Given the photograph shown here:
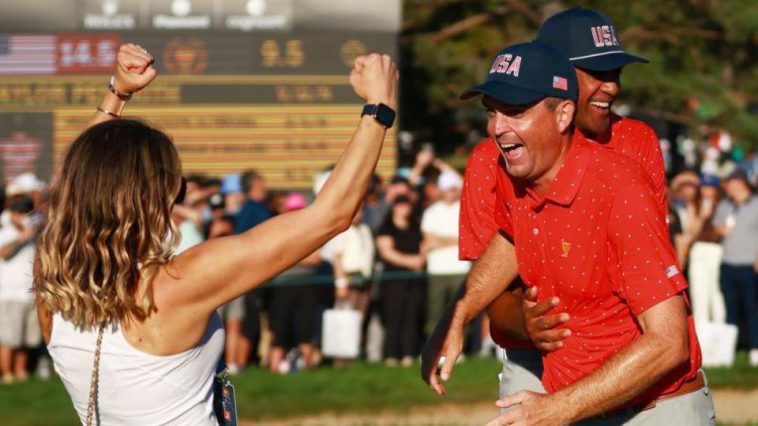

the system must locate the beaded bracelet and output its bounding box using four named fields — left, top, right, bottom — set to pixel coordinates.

left=108, top=76, right=133, bottom=101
